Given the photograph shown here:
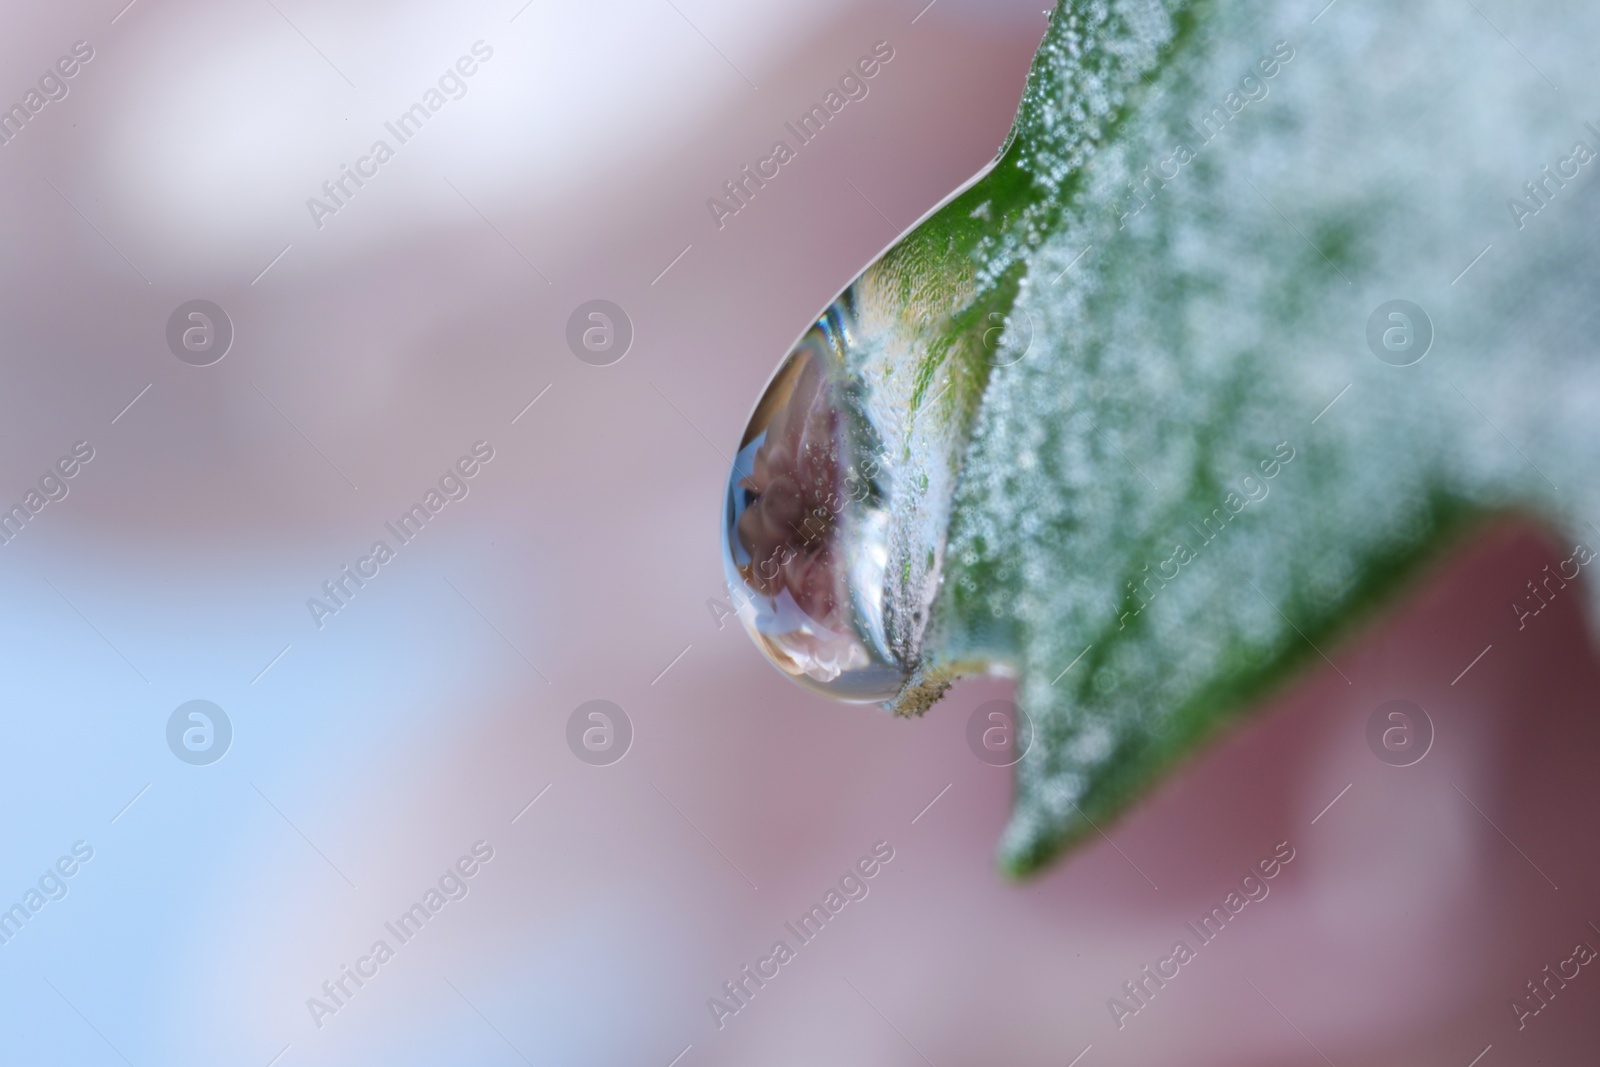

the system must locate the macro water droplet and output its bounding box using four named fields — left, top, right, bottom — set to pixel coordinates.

left=722, top=297, right=902, bottom=700
left=722, top=260, right=991, bottom=704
